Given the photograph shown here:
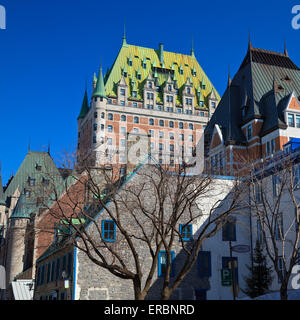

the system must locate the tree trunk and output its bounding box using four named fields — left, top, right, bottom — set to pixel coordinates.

left=280, top=284, right=288, bottom=300
left=133, top=276, right=146, bottom=300
left=161, top=287, right=171, bottom=300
